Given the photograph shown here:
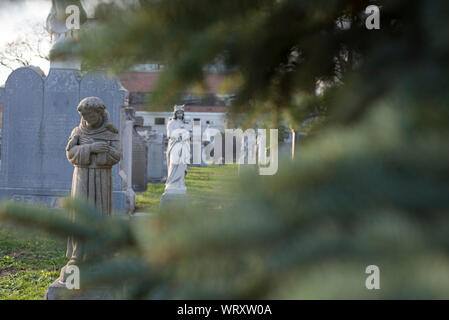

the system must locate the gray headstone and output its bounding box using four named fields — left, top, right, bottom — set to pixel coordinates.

left=0, top=129, right=2, bottom=164
left=122, top=109, right=148, bottom=192
left=42, top=69, right=80, bottom=190
left=0, top=87, right=3, bottom=163
left=120, top=119, right=136, bottom=212
left=146, top=131, right=165, bottom=182
left=0, top=86, right=5, bottom=104
left=0, top=67, right=134, bottom=213
left=132, top=130, right=148, bottom=192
